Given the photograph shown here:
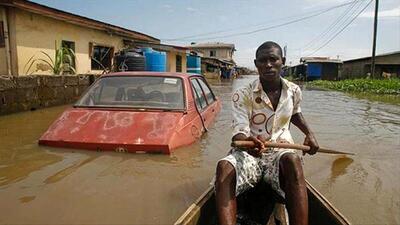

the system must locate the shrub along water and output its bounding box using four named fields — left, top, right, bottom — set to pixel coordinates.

left=308, top=79, right=400, bottom=95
